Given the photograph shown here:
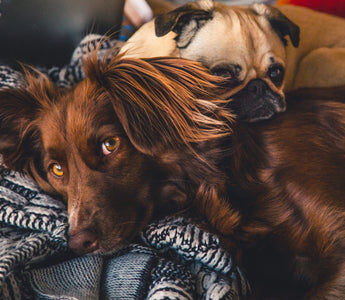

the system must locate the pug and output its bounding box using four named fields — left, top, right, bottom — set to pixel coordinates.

left=120, top=0, right=300, bottom=122
left=120, top=0, right=345, bottom=122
